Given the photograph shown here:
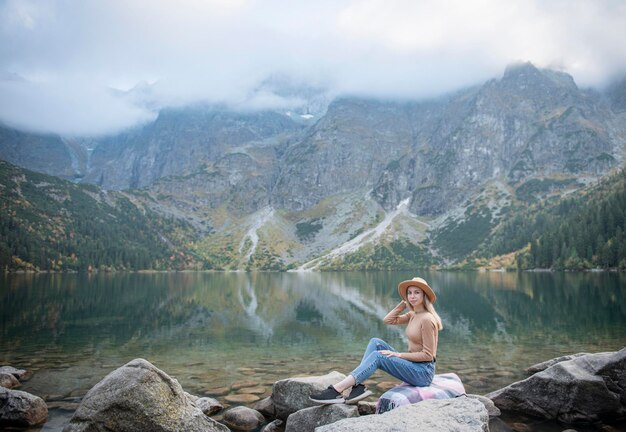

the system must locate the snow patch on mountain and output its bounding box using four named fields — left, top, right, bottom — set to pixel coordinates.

left=240, top=206, right=275, bottom=263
